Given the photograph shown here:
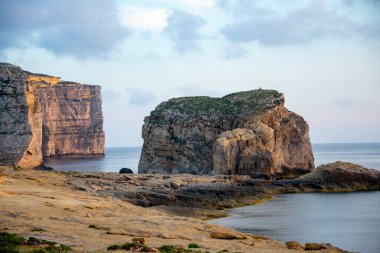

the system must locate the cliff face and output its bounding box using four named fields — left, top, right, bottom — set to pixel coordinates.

left=0, top=63, right=105, bottom=168
left=139, top=90, right=314, bottom=179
